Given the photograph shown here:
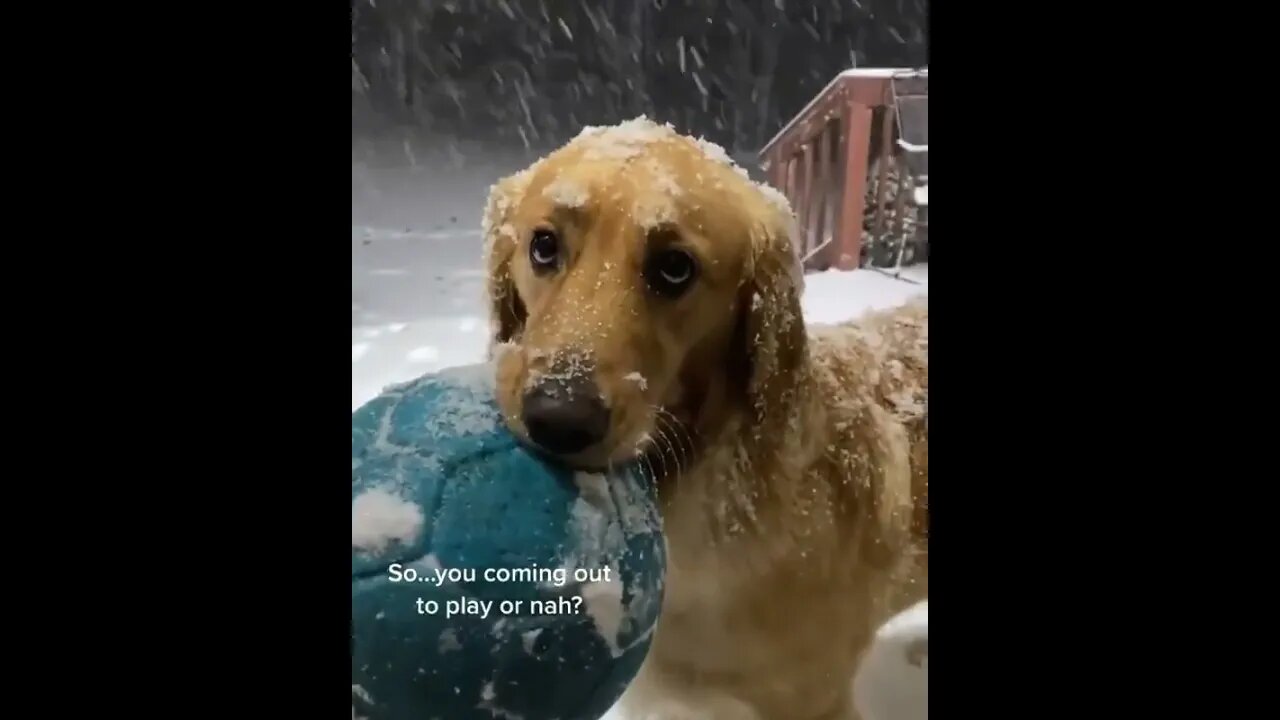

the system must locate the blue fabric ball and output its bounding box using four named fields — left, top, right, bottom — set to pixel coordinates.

left=352, top=363, right=666, bottom=720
